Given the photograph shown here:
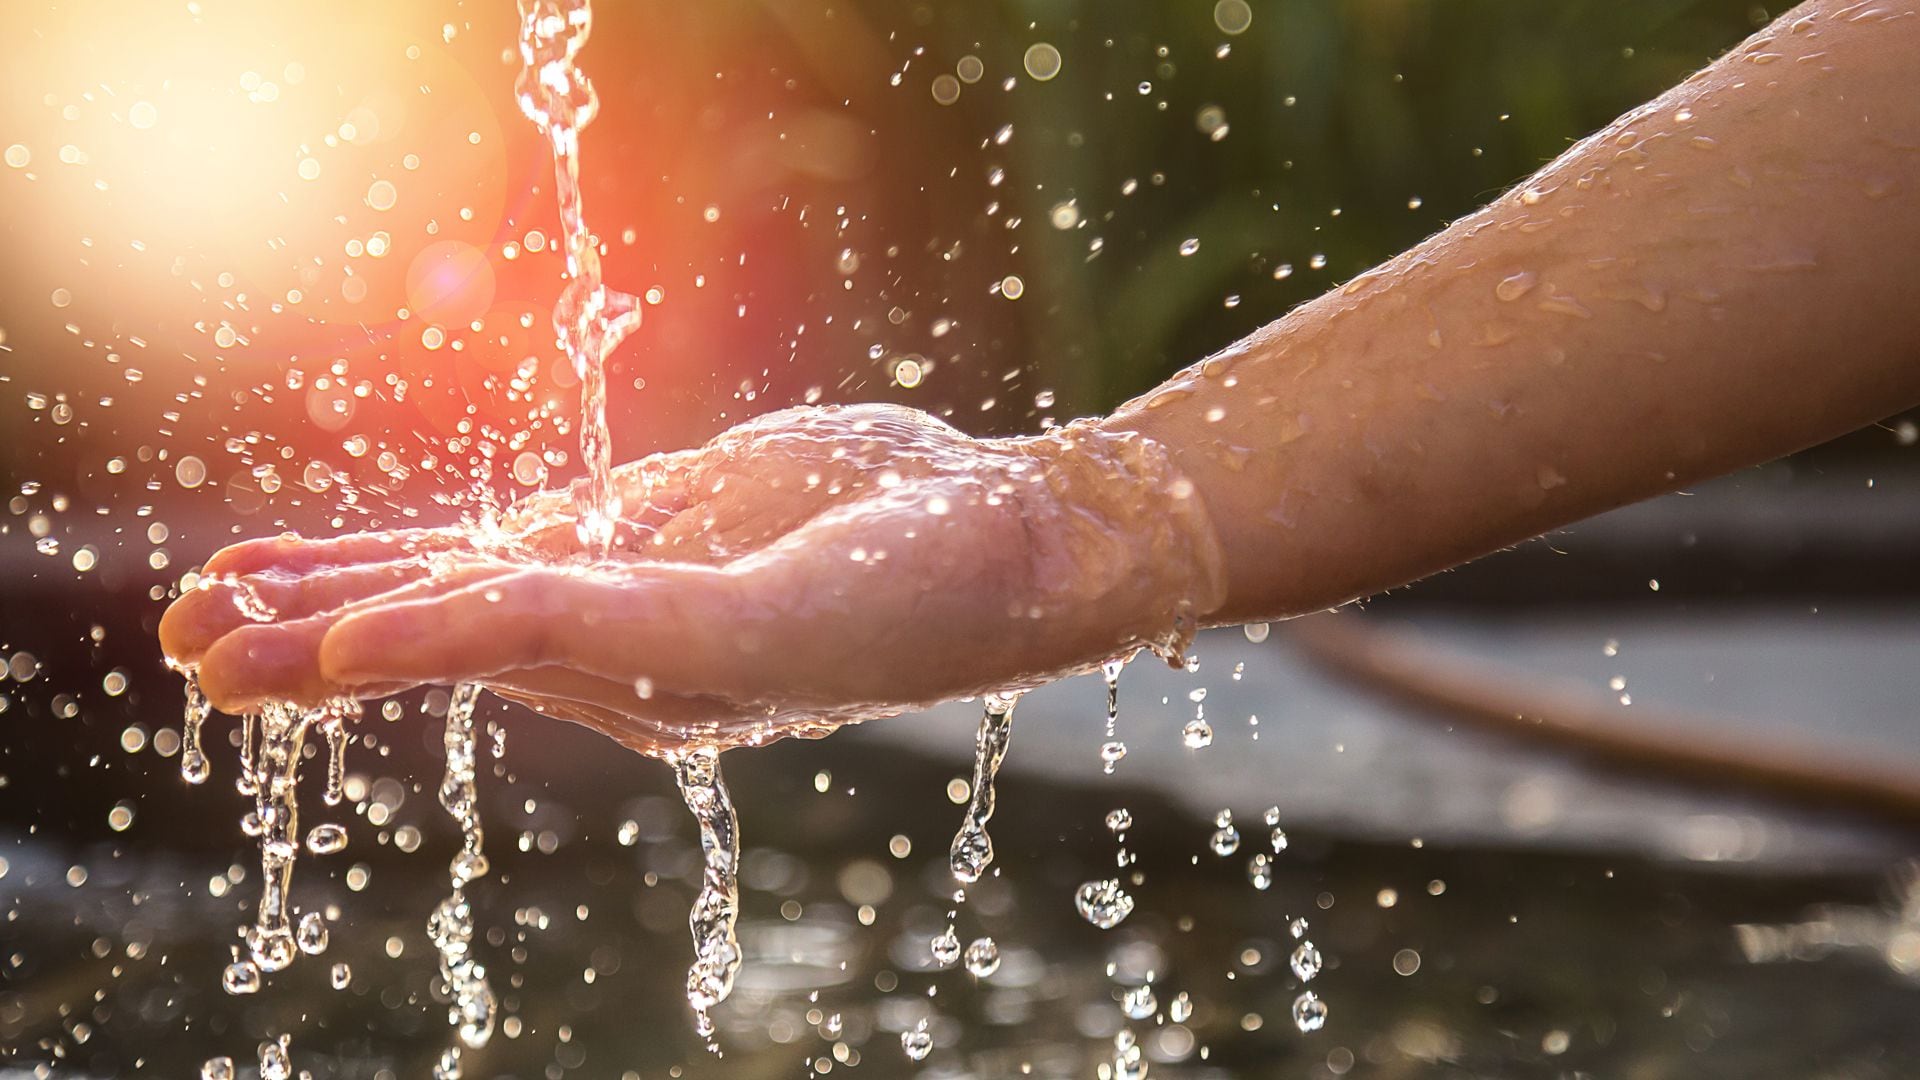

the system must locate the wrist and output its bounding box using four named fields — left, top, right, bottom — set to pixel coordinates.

left=1007, top=420, right=1228, bottom=664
